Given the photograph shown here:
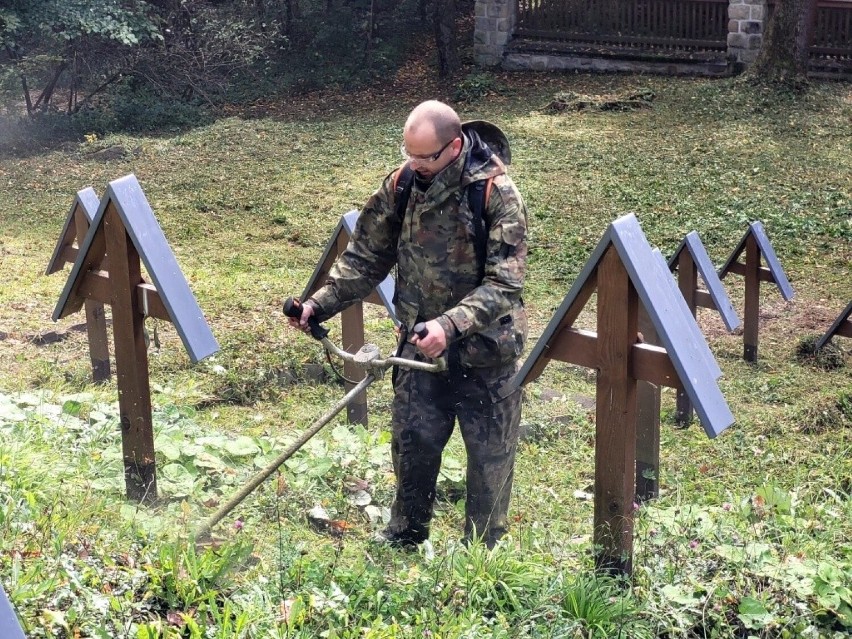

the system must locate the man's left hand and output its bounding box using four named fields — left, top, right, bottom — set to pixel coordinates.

left=410, top=319, right=447, bottom=359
